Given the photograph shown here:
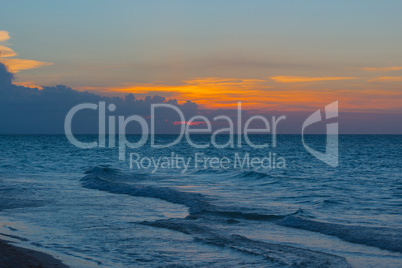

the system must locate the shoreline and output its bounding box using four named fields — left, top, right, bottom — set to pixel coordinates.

left=0, top=239, right=68, bottom=268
